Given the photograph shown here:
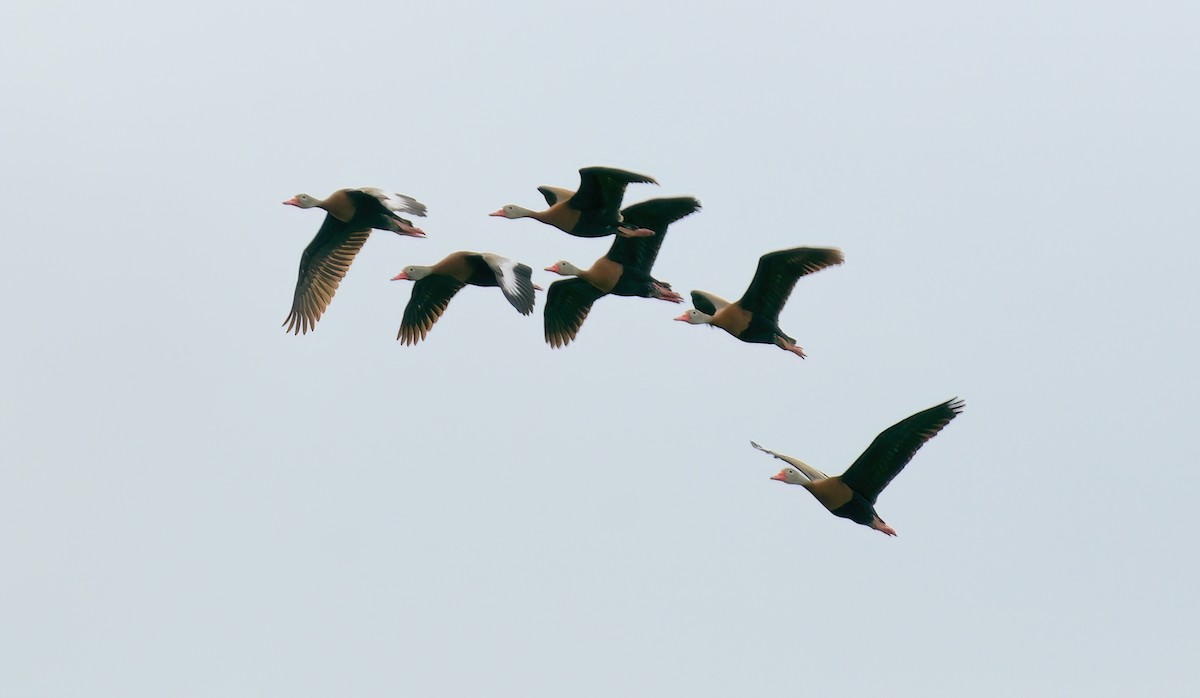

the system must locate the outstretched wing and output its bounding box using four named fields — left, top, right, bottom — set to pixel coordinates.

left=283, top=216, right=371, bottom=335
left=689, top=290, right=731, bottom=316
left=750, top=441, right=831, bottom=481
left=567, top=166, right=658, bottom=218
left=537, top=186, right=576, bottom=207
left=736, top=247, right=843, bottom=320
left=480, top=253, right=537, bottom=315
left=397, top=274, right=467, bottom=345
left=606, top=197, right=701, bottom=272
left=543, top=278, right=608, bottom=348
left=840, top=398, right=965, bottom=503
